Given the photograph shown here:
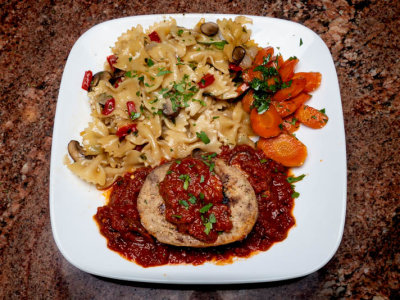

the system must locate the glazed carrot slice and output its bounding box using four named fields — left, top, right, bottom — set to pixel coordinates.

left=242, top=67, right=263, bottom=83
left=254, top=47, right=274, bottom=66
left=257, top=134, right=308, bottom=167
left=282, top=116, right=300, bottom=133
left=292, top=72, right=322, bottom=92
left=273, top=93, right=312, bottom=118
left=272, top=78, right=306, bottom=102
left=268, top=54, right=284, bottom=69
left=250, top=106, right=282, bottom=138
left=236, top=82, right=250, bottom=96
left=294, top=105, right=328, bottom=129
left=242, top=90, right=254, bottom=113
left=279, top=58, right=299, bottom=82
